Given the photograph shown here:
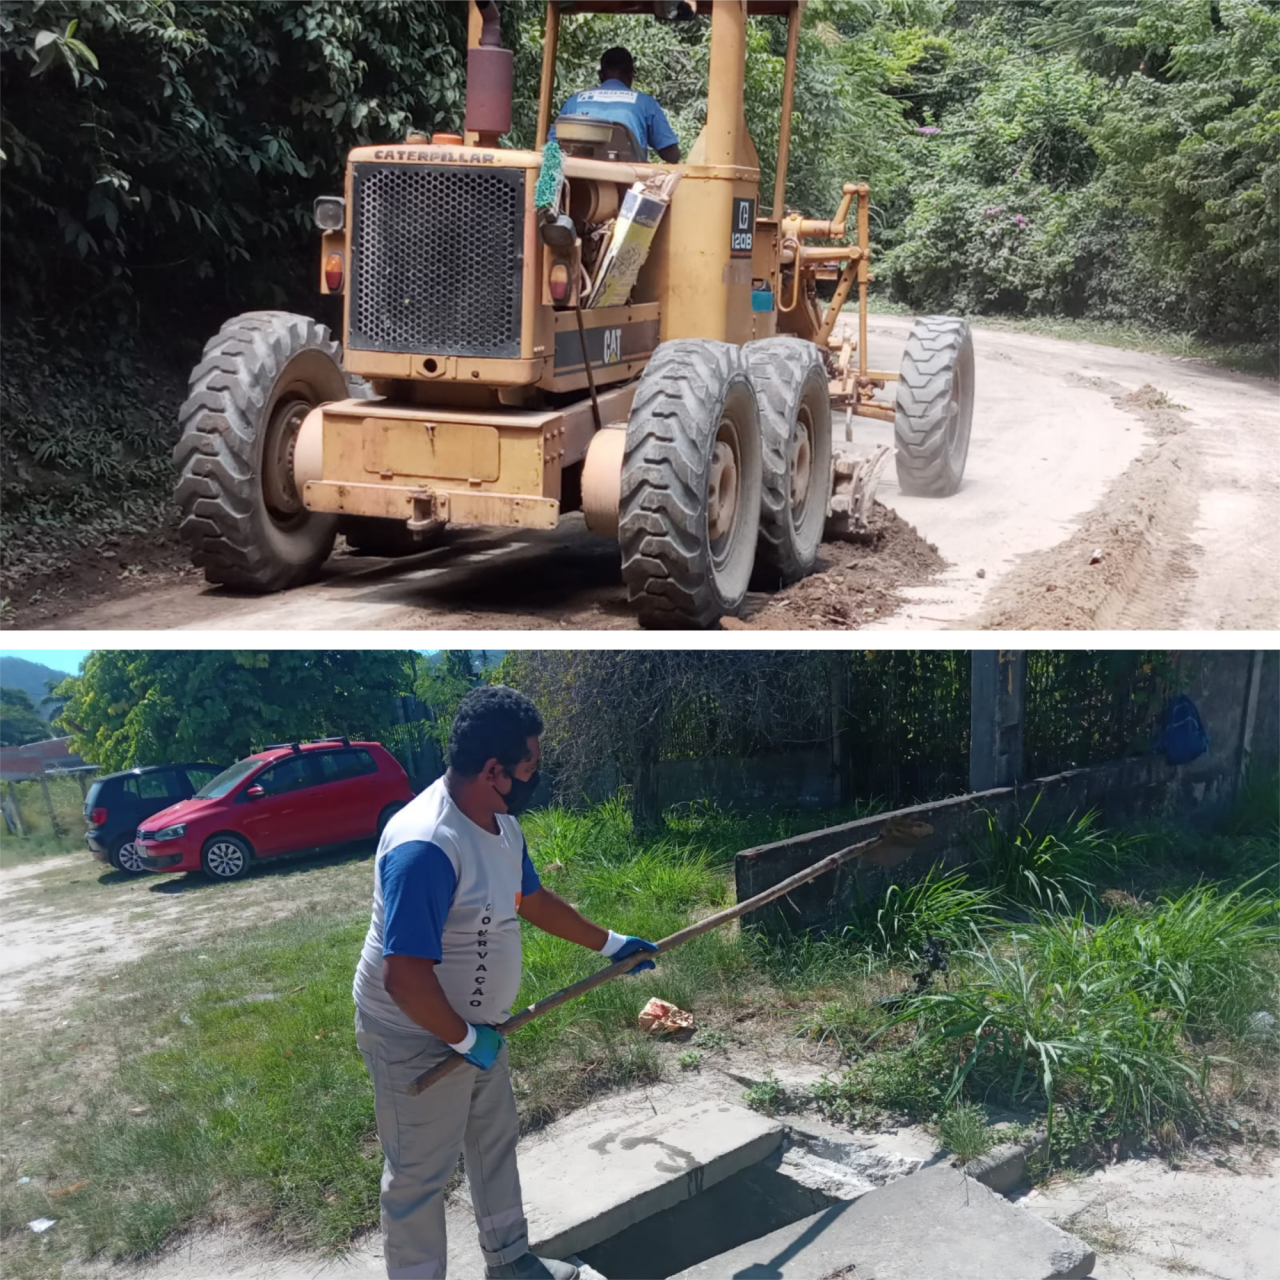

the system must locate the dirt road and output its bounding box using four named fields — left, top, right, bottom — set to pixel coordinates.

left=21, top=316, right=1279, bottom=631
